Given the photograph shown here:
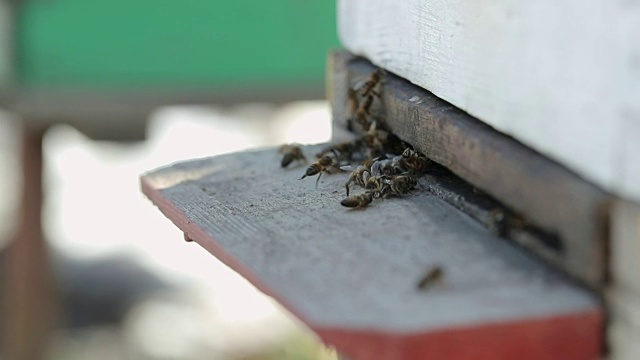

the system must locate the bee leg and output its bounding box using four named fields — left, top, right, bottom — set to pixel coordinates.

left=345, top=183, right=350, bottom=197
left=315, top=171, right=323, bottom=187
